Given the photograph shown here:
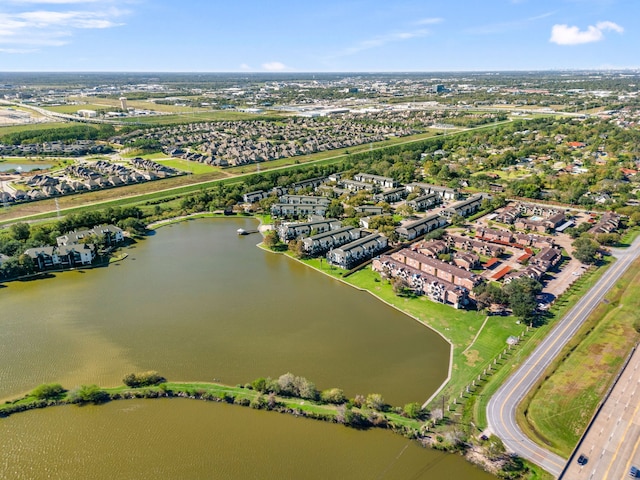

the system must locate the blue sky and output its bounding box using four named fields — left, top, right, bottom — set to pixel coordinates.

left=0, top=0, right=636, bottom=72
